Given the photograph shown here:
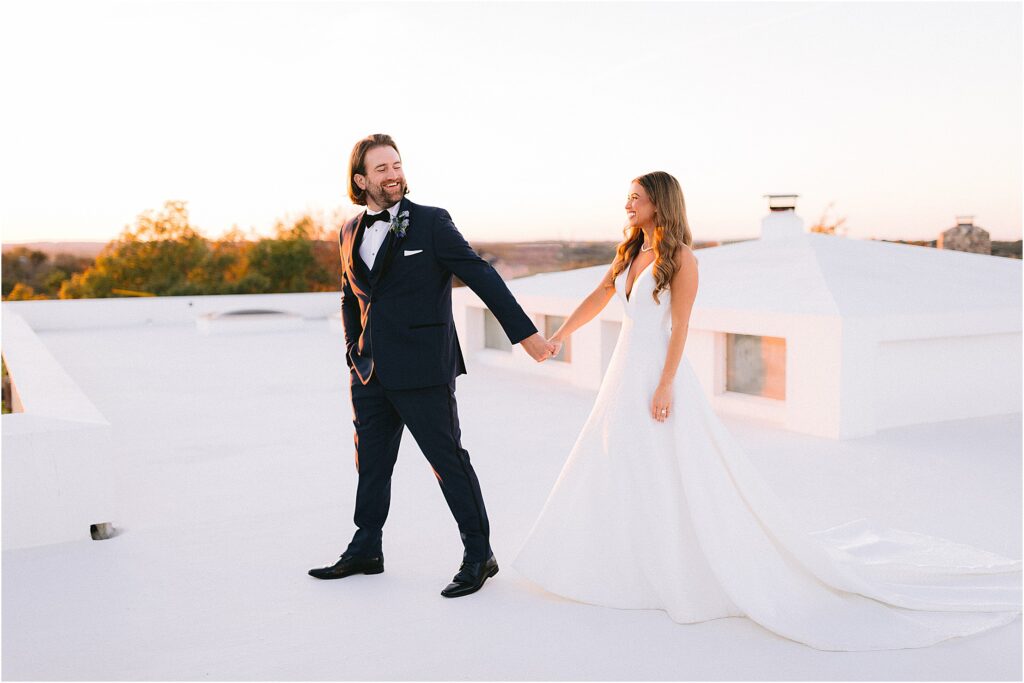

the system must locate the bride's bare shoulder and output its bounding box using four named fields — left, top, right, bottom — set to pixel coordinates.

left=674, top=243, right=698, bottom=268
